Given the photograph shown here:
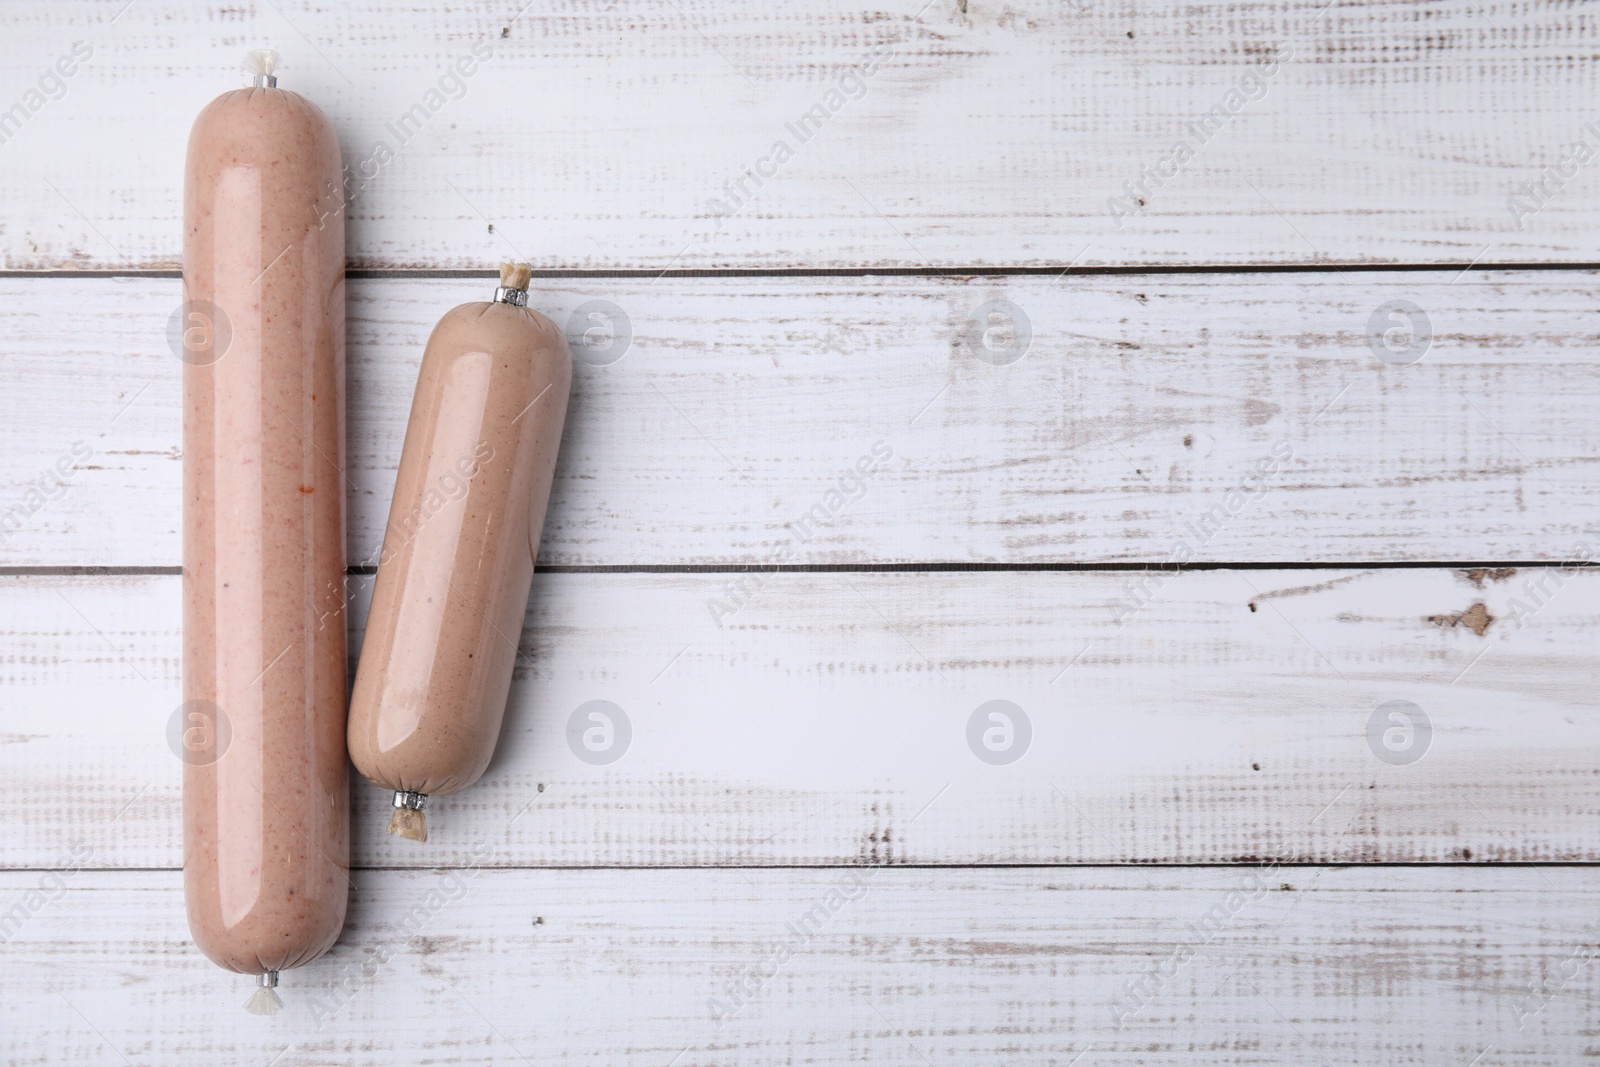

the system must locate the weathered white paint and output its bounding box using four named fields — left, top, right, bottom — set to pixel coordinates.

left=4, top=271, right=1599, bottom=567
left=5, top=2, right=1596, bottom=1058
left=3, top=568, right=1594, bottom=869
left=2, top=867, right=1594, bottom=1065
left=1, top=1, right=1596, bottom=269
